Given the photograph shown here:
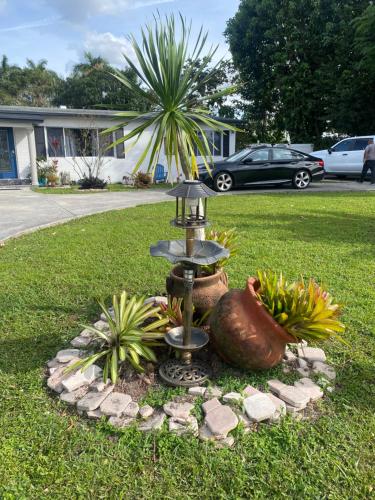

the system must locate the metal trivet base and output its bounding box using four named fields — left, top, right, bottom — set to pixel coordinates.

left=159, top=359, right=211, bottom=387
